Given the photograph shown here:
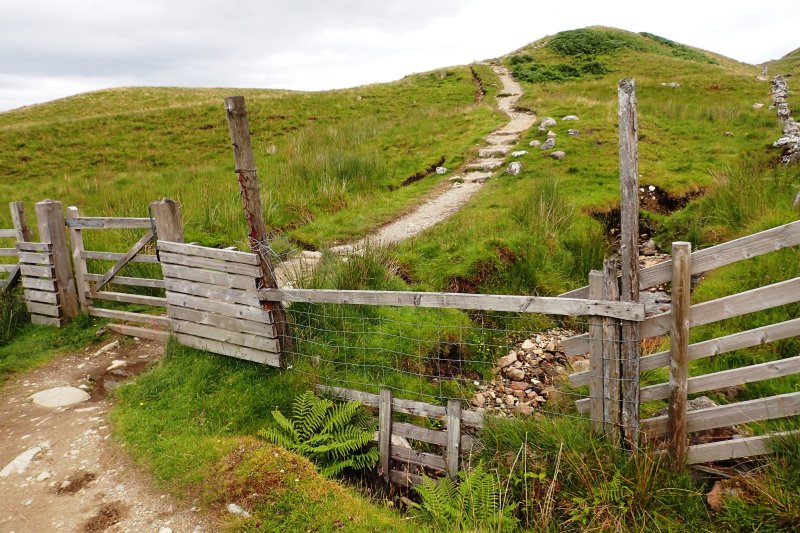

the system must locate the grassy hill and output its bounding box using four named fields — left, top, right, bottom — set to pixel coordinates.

left=768, top=46, right=800, bottom=77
